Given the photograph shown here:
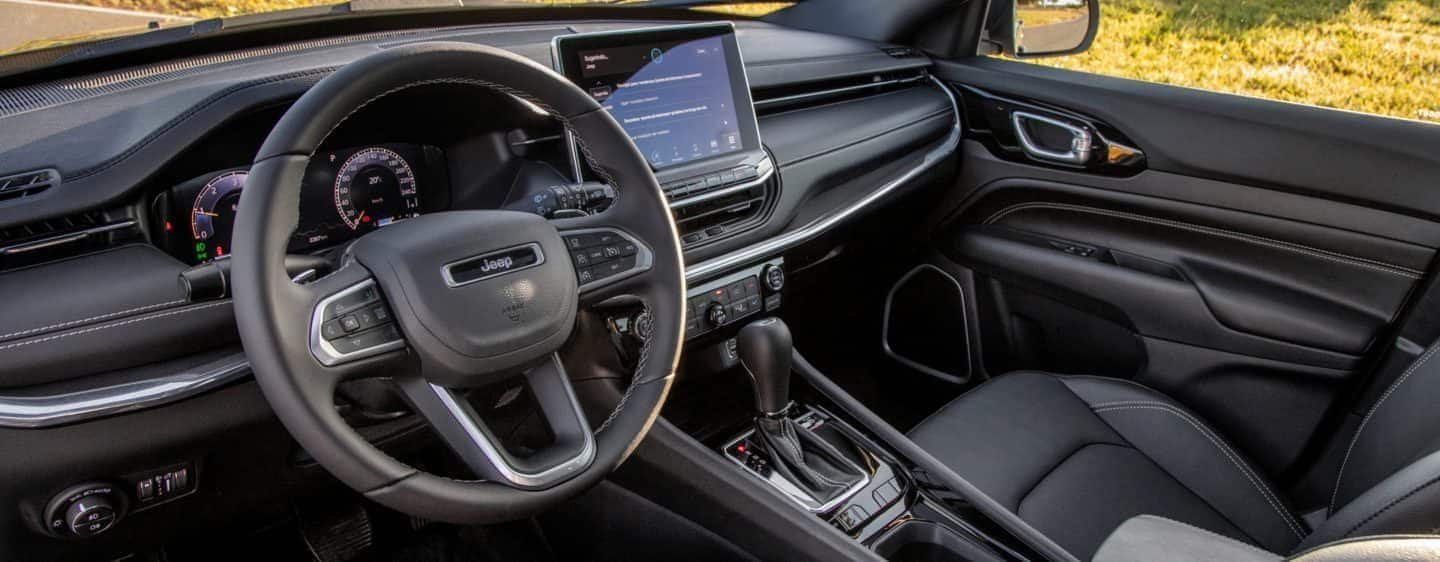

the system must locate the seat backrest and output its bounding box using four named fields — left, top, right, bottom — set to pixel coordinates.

left=1299, top=345, right=1440, bottom=550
